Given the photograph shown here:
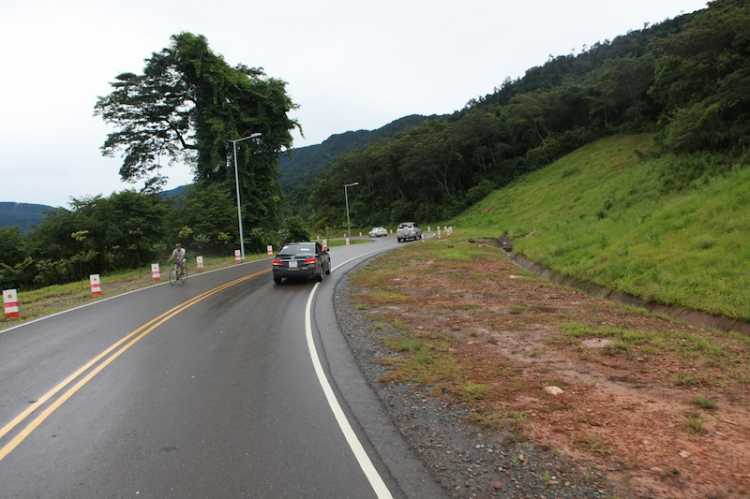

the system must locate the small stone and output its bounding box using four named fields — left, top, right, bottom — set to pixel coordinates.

left=493, top=482, right=502, bottom=490
left=544, top=386, right=564, bottom=395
